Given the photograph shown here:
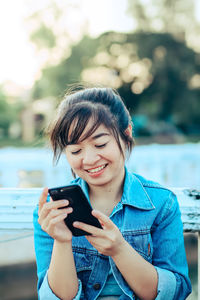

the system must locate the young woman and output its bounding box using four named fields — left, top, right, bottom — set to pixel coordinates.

left=33, top=86, right=191, bottom=300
